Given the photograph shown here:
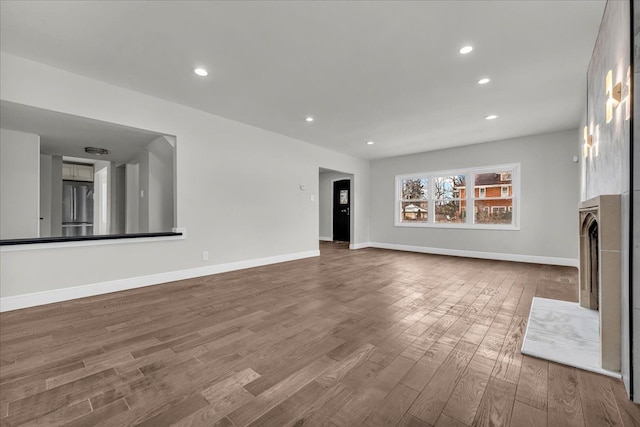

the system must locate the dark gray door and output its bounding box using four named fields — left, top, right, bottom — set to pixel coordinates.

left=333, top=180, right=350, bottom=242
